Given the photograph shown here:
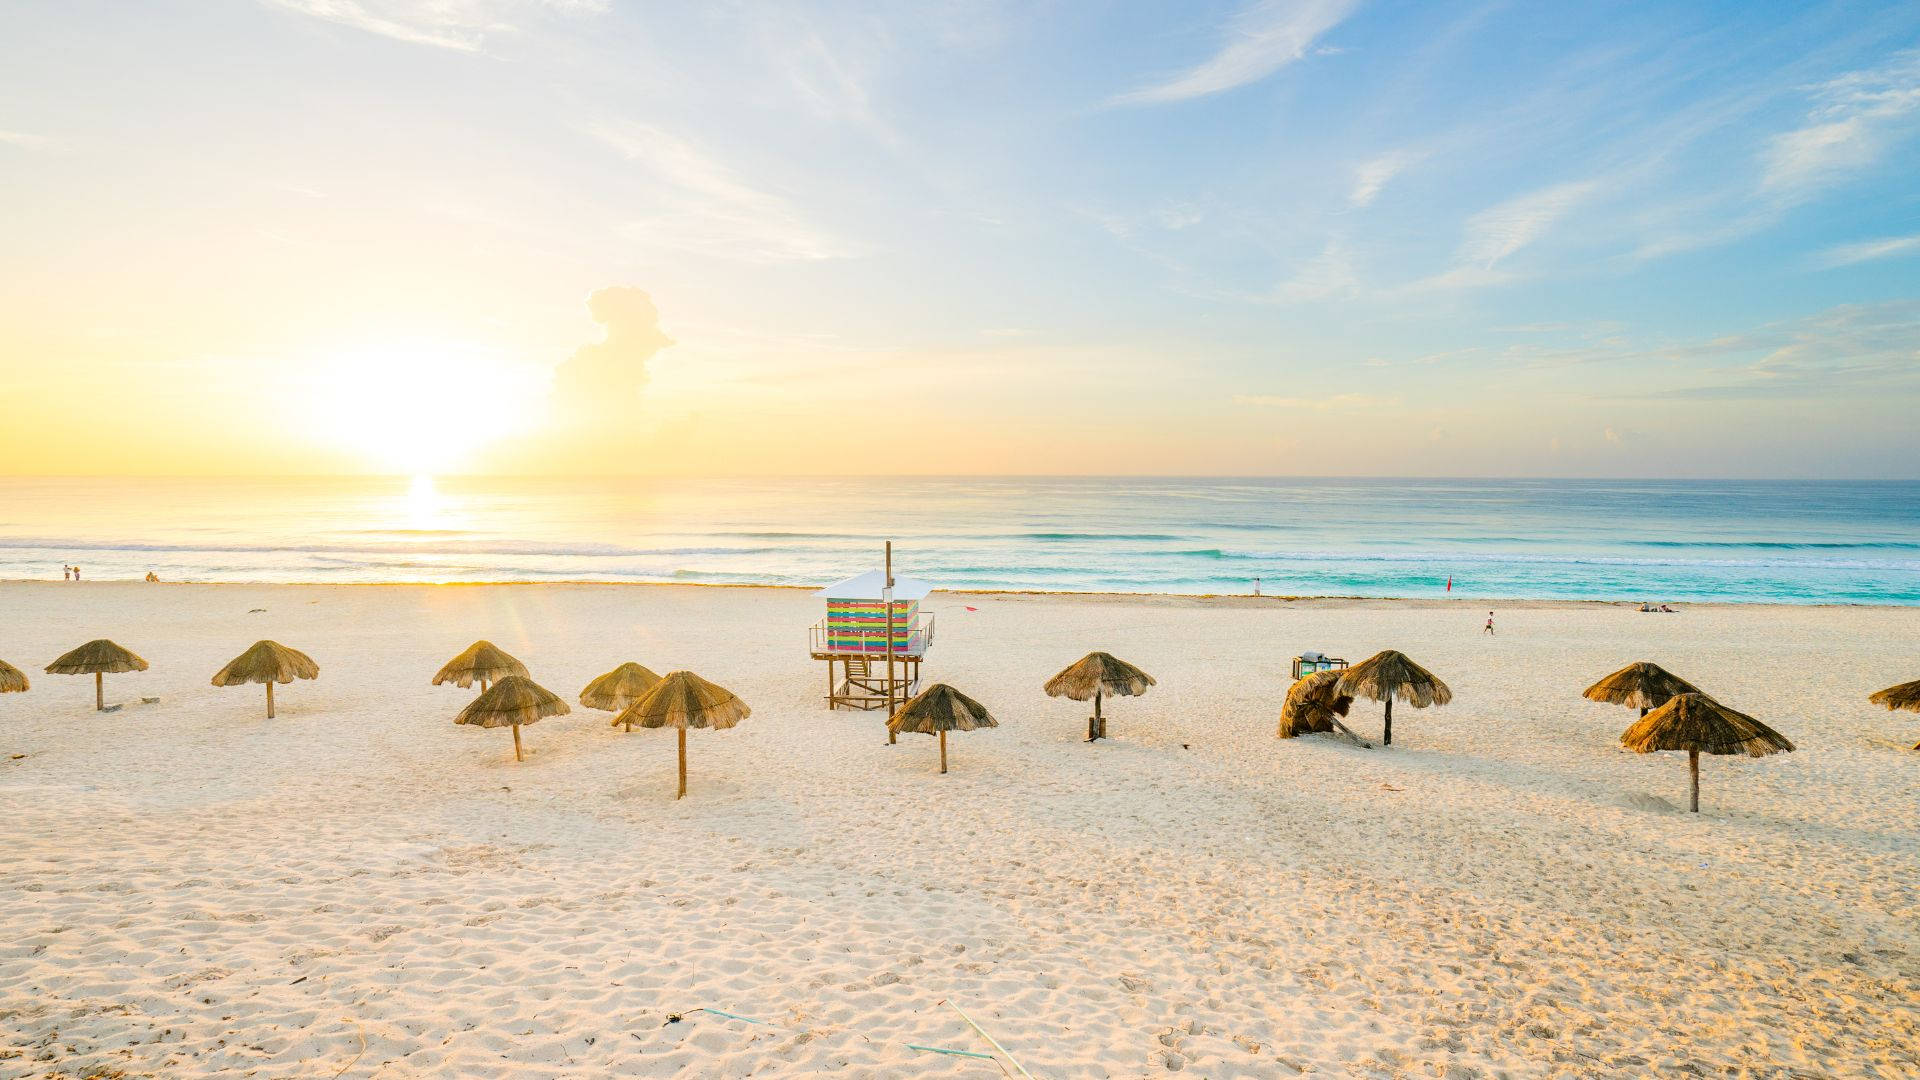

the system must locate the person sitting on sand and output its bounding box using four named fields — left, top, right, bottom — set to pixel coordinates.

left=145, top=571, right=159, bottom=583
